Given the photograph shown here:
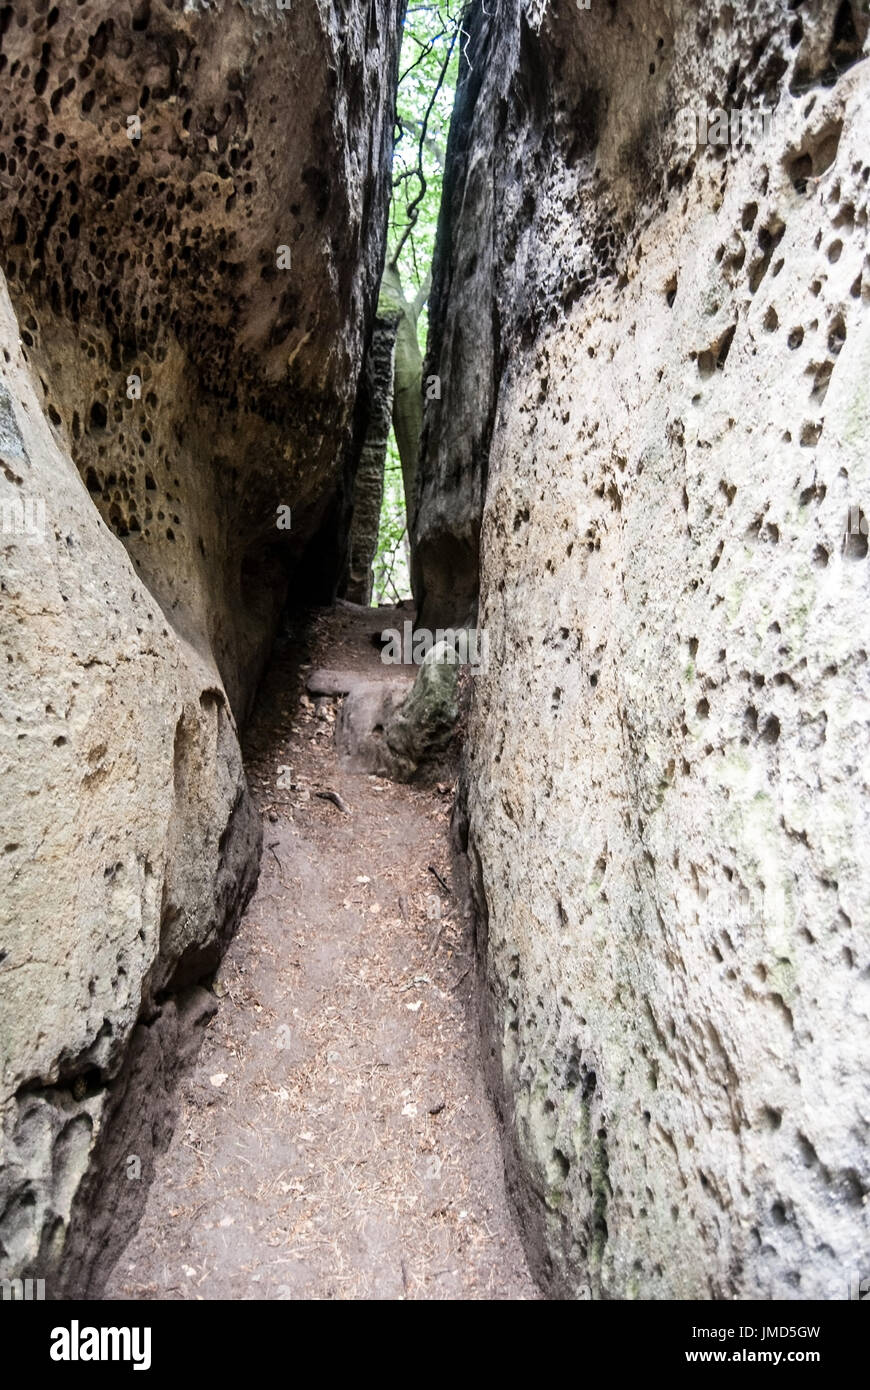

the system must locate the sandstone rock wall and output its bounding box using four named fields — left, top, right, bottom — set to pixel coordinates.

left=0, top=270, right=261, bottom=1292
left=0, top=0, right=402, bottom=717
left=0, top=0, right=402, bottom=1293
left=426, top=0, right=870, bottom=1297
